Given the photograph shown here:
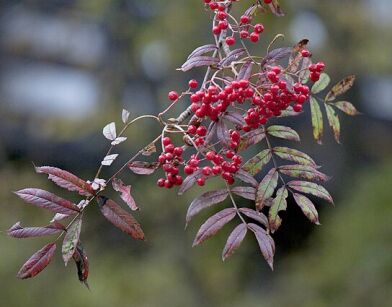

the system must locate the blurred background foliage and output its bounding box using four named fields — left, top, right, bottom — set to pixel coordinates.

left=0, top=0, right=391, bottom=306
